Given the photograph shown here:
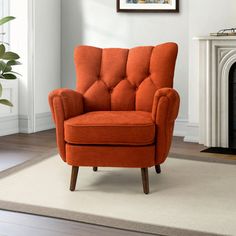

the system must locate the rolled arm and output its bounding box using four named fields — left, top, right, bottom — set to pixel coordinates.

left=152, top=88, right=180, bottom=164
left=48, top=88, right=84, bottom=161
left=49, top=88, right=84, bottom=122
